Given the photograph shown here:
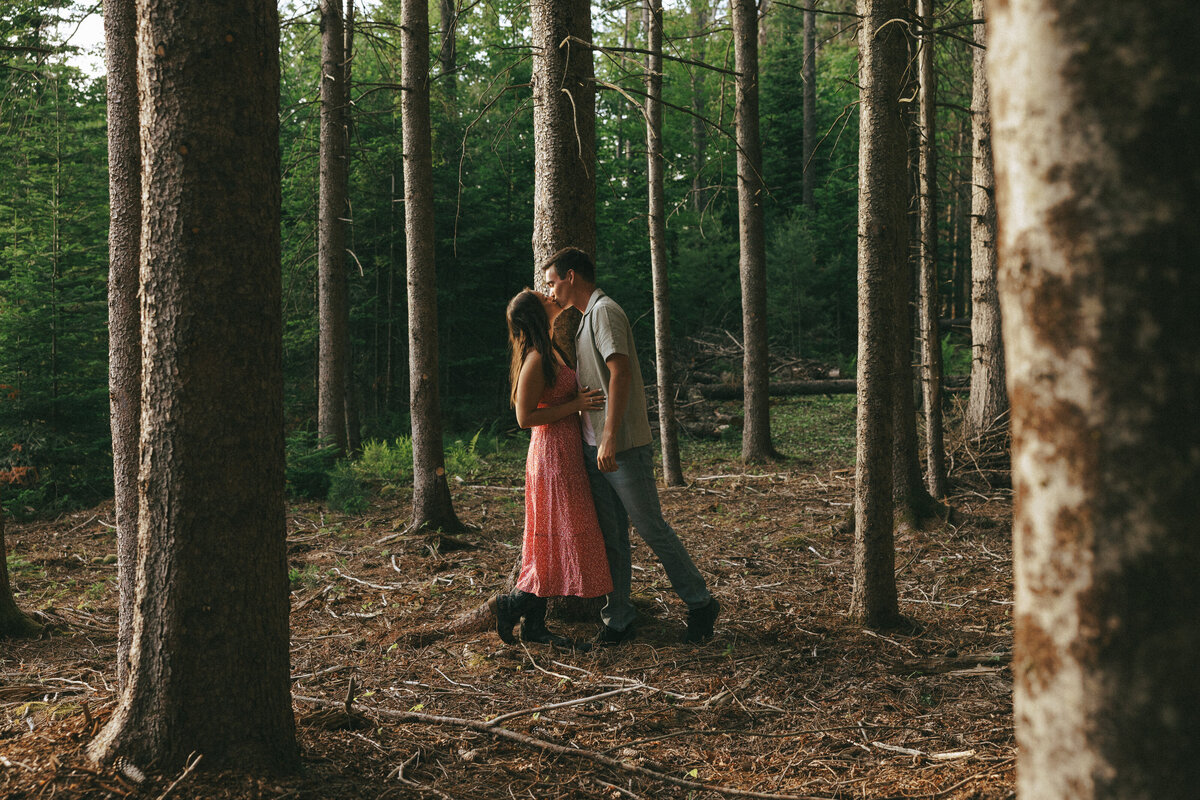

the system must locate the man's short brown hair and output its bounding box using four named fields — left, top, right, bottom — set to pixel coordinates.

left=543, top=246, right=595, bottom=284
